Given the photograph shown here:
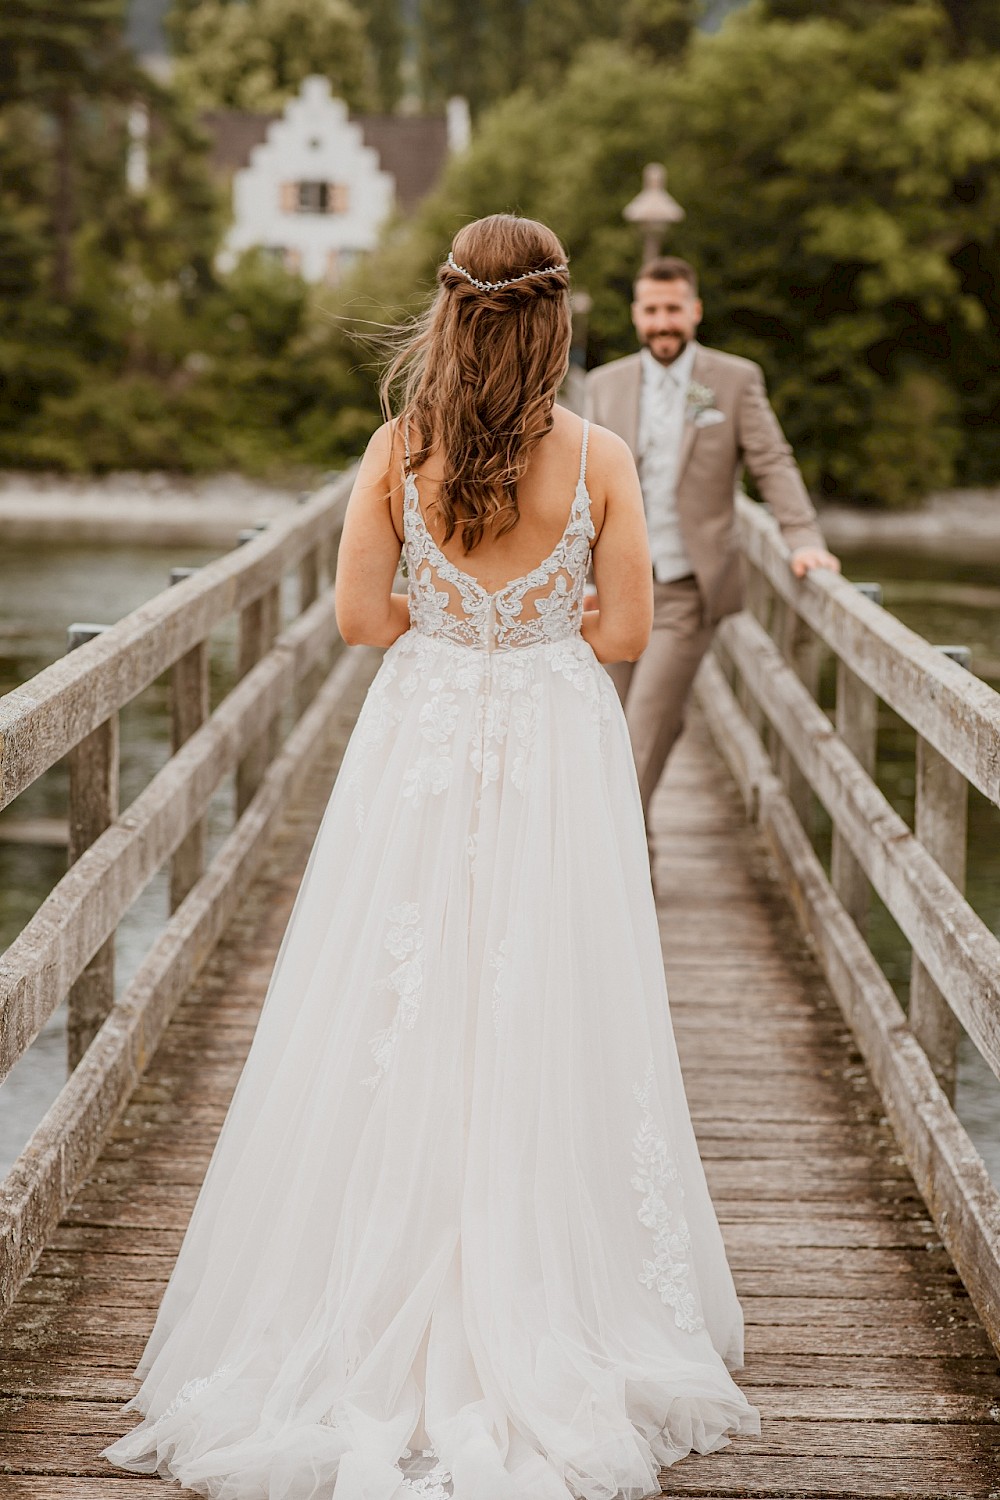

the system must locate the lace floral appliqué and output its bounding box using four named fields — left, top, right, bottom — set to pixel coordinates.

left=401, top=424, right=594, bottom=655
left=631, top=1062, right=704, bottom=1333
left=397, top=1449, right=453, bottom=1497
left=363, top=903, right=424, bottom=1089
left=157, top=1364, right=234, bottom=1423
